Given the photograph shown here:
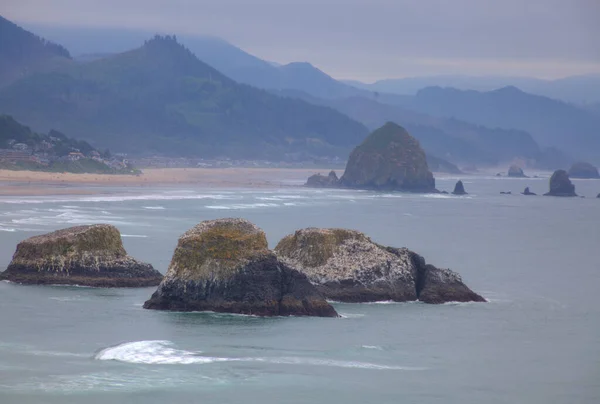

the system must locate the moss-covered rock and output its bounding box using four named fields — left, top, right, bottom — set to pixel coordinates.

left=568, top=162, right=600, bottom=179
left=339, top=122, right=437, bottom=192
left=544, top=170, right=577, bottom=197
left=508, top=165, right=527, bottom=178
left=143, top=218, right=337, bottom=317
left=275, top=228, right=485, bottom=304
left=0, top=225, right=162, bottom=287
